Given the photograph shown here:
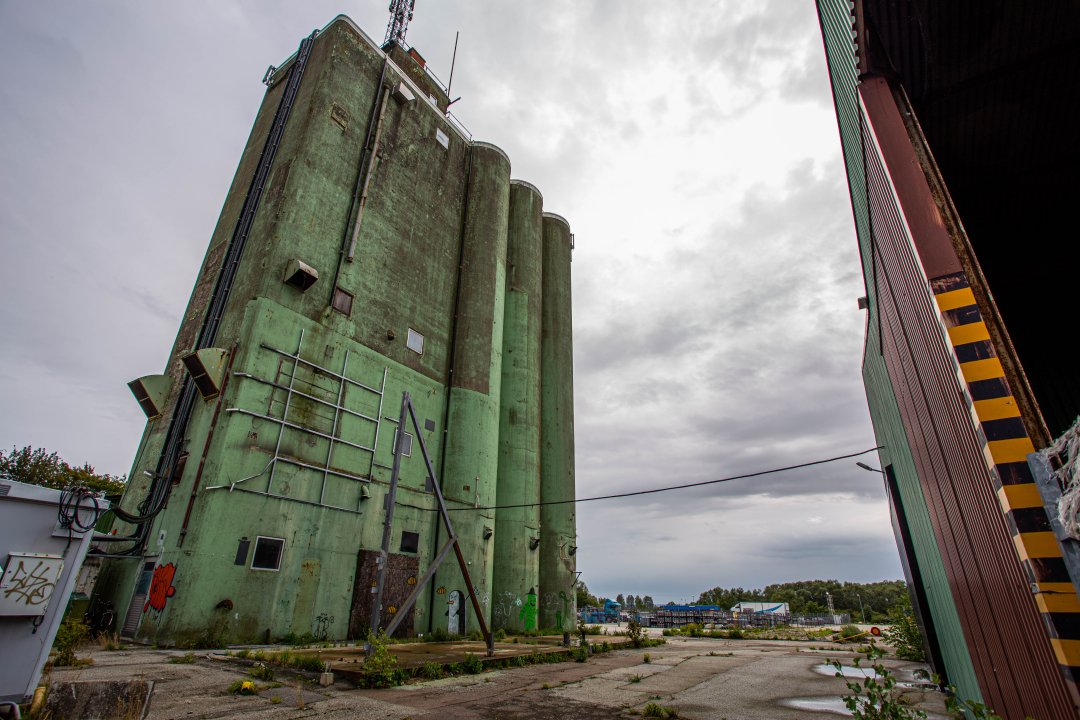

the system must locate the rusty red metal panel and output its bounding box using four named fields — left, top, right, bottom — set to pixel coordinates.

left=860, top=78, right=1076, bottom=719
